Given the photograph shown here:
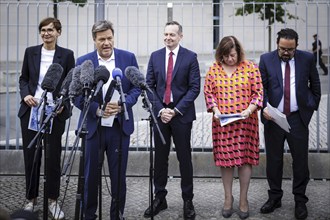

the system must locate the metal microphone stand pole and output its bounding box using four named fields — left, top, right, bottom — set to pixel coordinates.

left=74, top=89, right=92, bottom=220
left=97, top=110, right=104, bottom=220
left=25, top=93, right=50, bottom=220
left=116, top=84, right=129, bottom=220
left=141, top=90, right=165, bottom=220
left=41, top=97, right=49, bottom=220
